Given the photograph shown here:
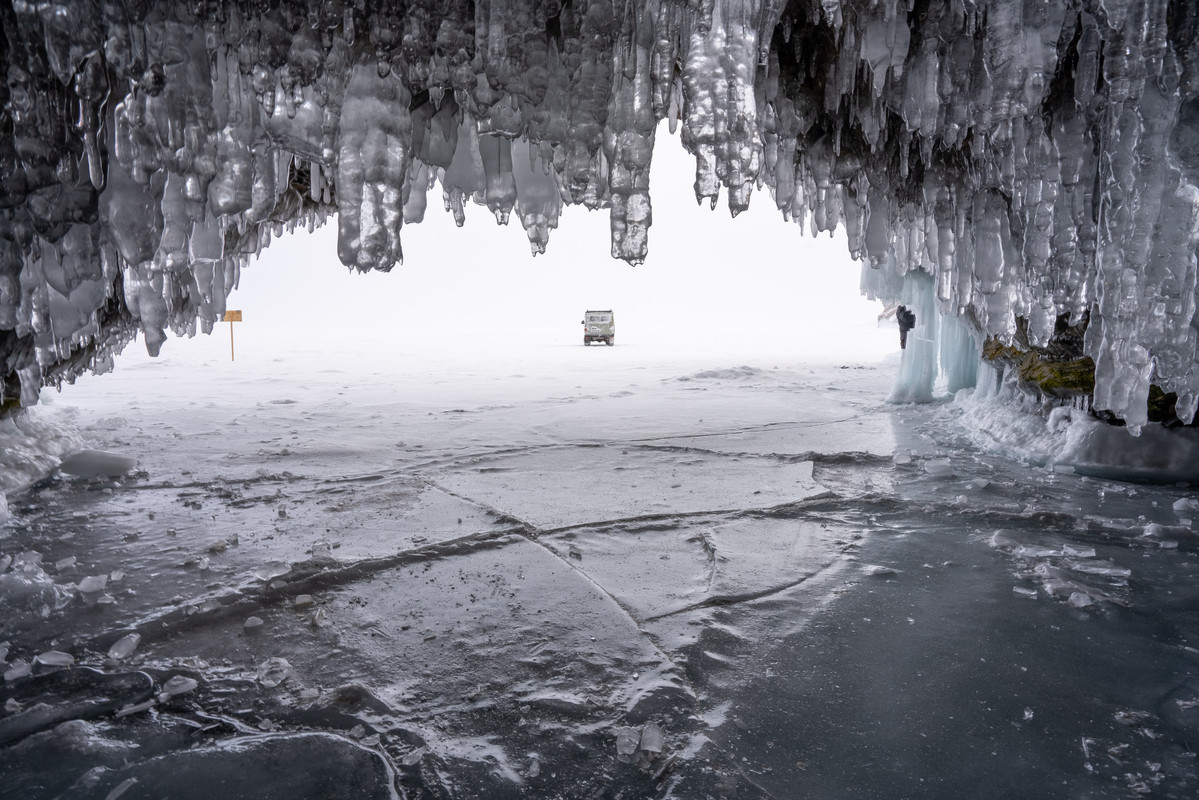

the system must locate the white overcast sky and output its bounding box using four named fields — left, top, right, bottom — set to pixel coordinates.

left=159, top=122, right=896, bottom=363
